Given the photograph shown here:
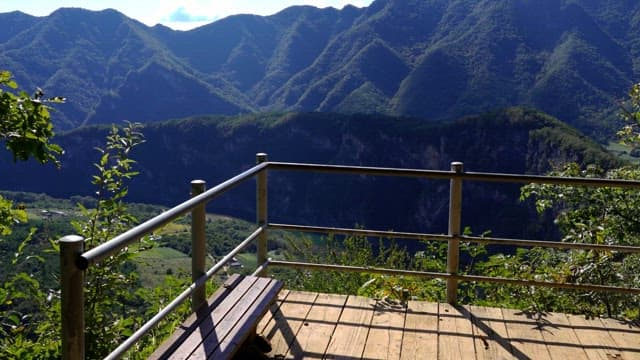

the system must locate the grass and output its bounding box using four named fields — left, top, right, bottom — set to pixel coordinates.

left=235, top=249, right=286, bottom=269
left=132, top=247, right=285, bottom=288
left=154, top=222, right=188, bottom=235
left=133, top=247, right=198, bottom=288
left=3, top=189, right=291, bottom=286
left=607, top=141, right=640, bottom=164
left=235, top=252, right=257, bottom=269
